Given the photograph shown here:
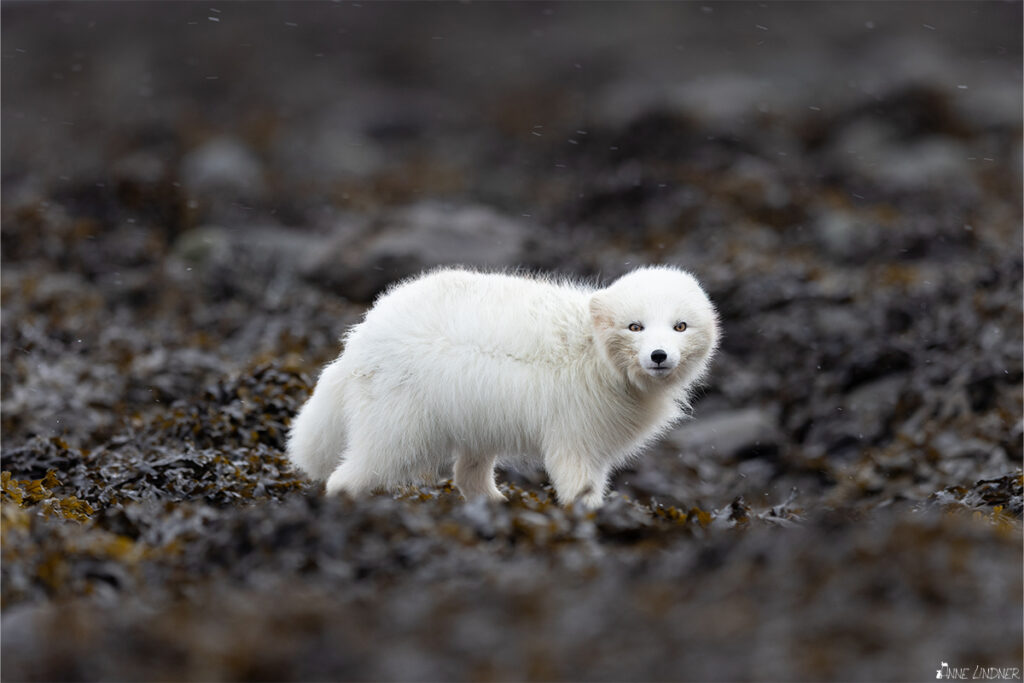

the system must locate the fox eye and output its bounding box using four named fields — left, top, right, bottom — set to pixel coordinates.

left=628, top=322, right=644, bottom=332
left=674, top=322, right=688, bottom=332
